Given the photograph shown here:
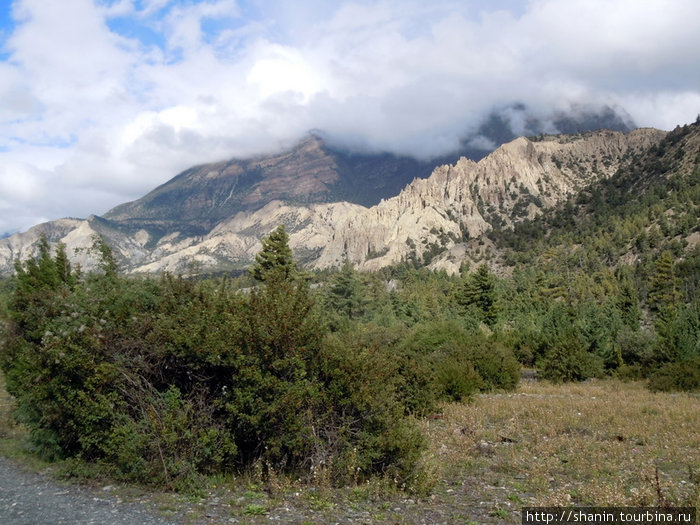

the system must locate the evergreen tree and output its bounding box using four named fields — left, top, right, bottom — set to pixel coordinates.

left=9, top=235, right=76, bottom=342
left=457, top=263, right=498, bottom=325
left=615, top=267, right=641, bottom=329
left=53, top=243, right=76, bottom=286
left=89, top=234, right=118, bottom=278
left=251, top=225, right=297, bottom=282
left=324, top=260, right=365, bottom=320
left=648, top=250, right=681, bottom=323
